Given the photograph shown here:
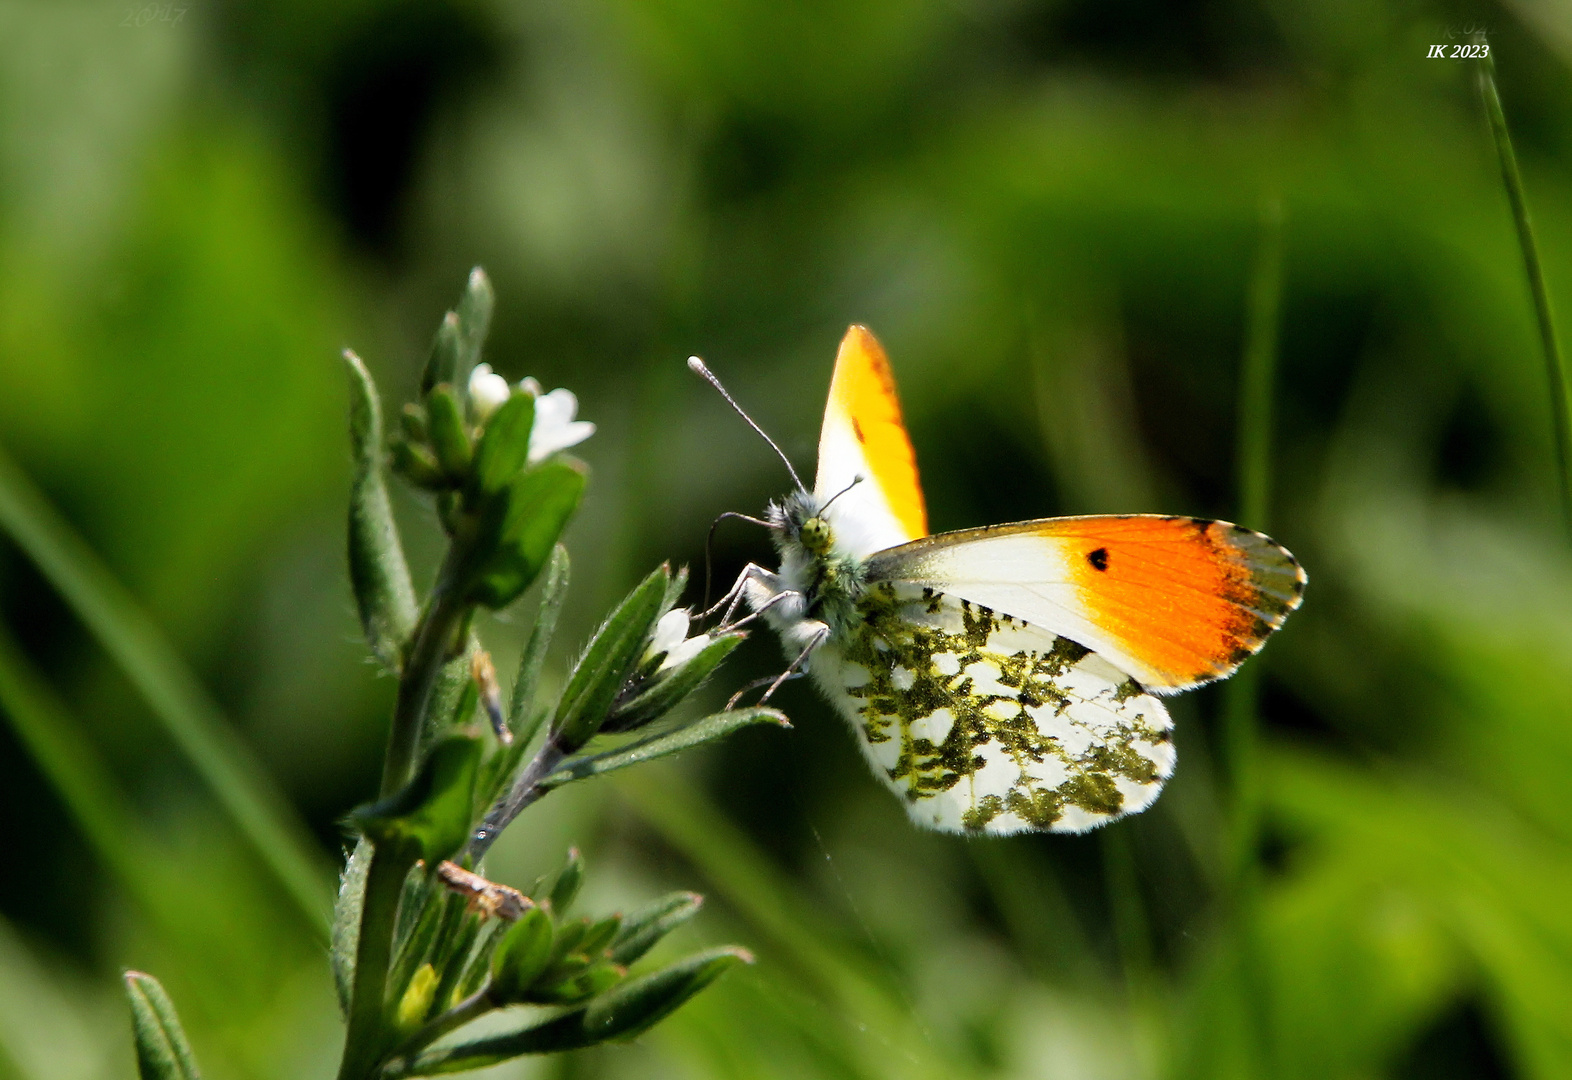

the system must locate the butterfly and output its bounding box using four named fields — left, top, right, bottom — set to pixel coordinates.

left=694, top=326, right=1305, bottom=835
